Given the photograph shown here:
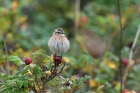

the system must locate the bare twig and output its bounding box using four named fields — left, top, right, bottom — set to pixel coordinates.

left=123, top=24, right=140, bottom=89
left=41, top=62, right=65, bottom=93
left=117, top=0, right=123, bottom=92
left=0, top=30, right=9, bottom=74
left=74, top=0, right=80, bottom=37
left=123, top=15, right=140, bottom=30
